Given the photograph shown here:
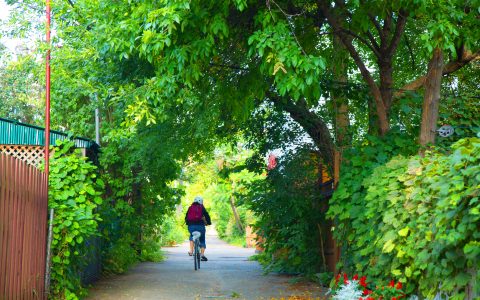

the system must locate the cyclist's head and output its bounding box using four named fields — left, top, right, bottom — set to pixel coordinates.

left=193, top=196, right=203, bottom=205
